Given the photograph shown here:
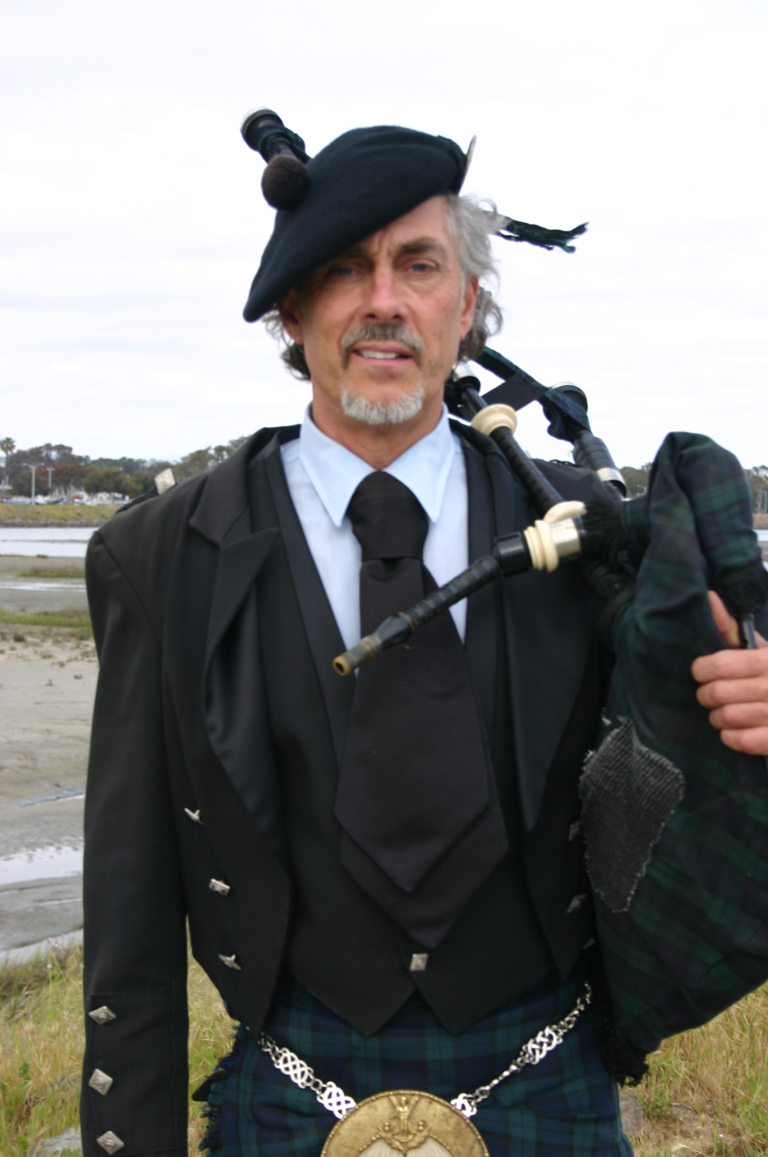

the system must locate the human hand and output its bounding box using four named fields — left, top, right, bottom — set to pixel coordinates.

left=690, top=591, right=768, bottom=756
